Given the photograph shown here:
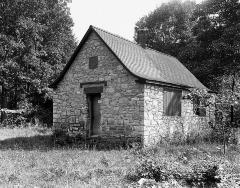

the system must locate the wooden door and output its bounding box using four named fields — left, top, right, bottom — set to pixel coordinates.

left=87, top=93, right=101, bottom=136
